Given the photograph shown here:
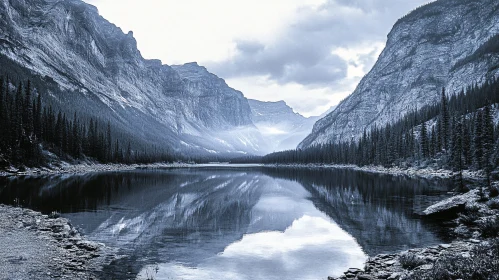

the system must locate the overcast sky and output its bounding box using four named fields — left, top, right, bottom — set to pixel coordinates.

left=83, top=0, right=431, bottom=117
